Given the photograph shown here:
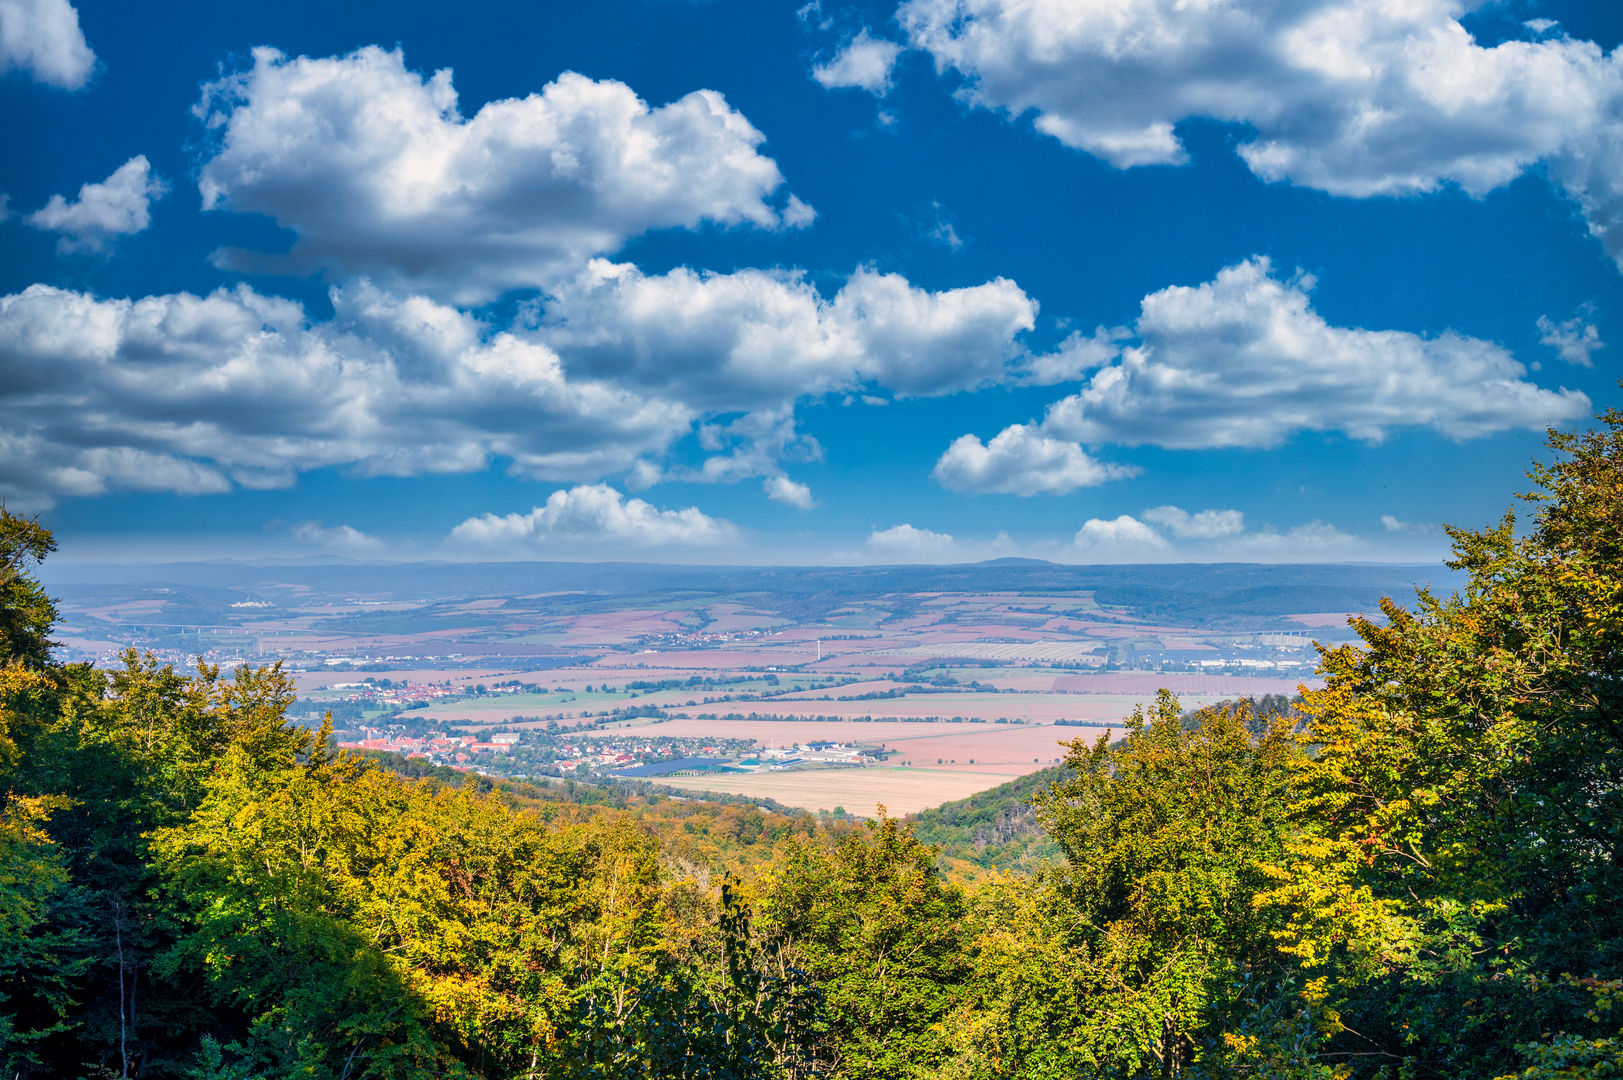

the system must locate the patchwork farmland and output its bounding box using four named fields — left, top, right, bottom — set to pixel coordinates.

left=41, top=558, right=1452, bottom=813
